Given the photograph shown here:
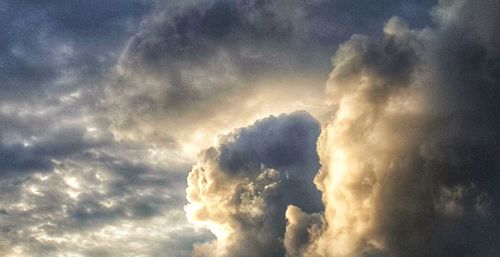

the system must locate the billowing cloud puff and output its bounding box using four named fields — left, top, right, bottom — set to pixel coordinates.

left=186, top=111, right=323, bottom=257
left=284, top=205, right=323, bottom=257
left=301, top=16, right=426, bottom=257
left=105, top=0, right=435, bottom=152
left=285, top=0, right=500, bottom=256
